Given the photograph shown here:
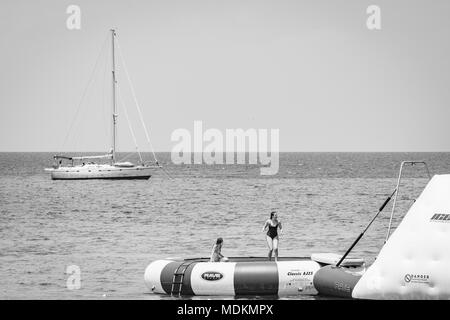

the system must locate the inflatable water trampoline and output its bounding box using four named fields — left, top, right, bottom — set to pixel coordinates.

left=144, top=254, right=364, bottom=297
